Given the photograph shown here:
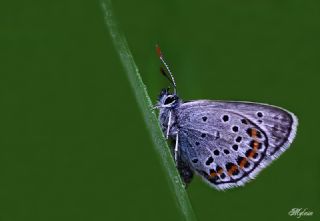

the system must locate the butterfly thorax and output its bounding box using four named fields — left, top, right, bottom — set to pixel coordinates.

left=156, top=89, right=181, bottom=138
